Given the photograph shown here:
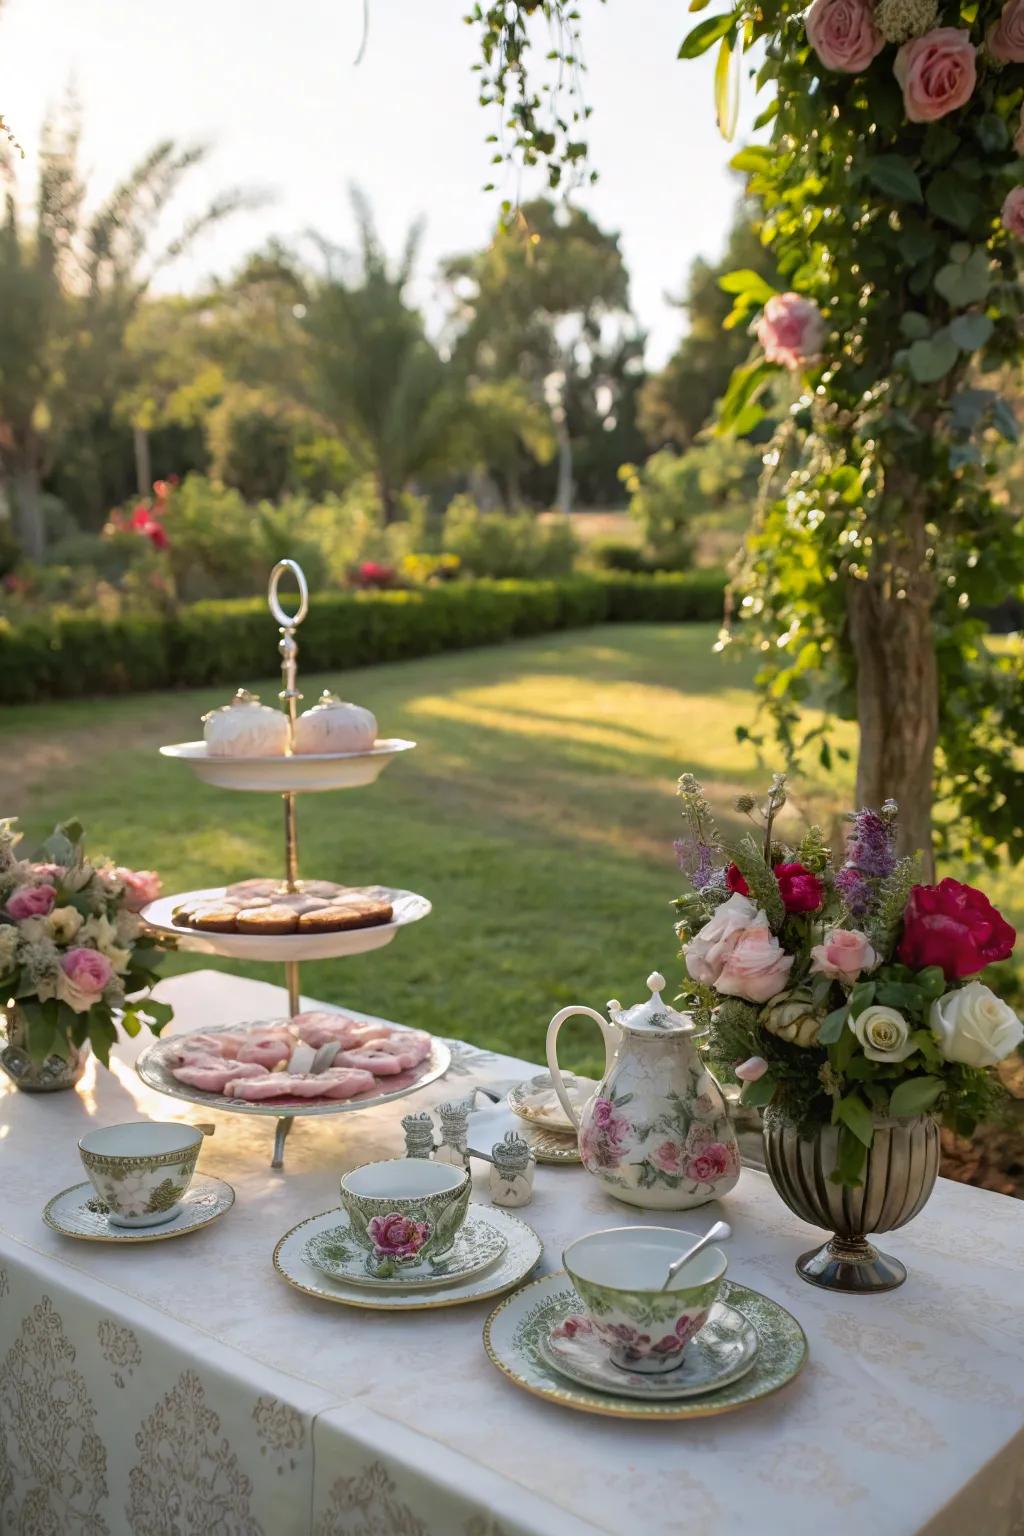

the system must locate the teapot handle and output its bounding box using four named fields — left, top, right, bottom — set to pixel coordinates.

left=545, top=1006, right=614, bottom=1132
